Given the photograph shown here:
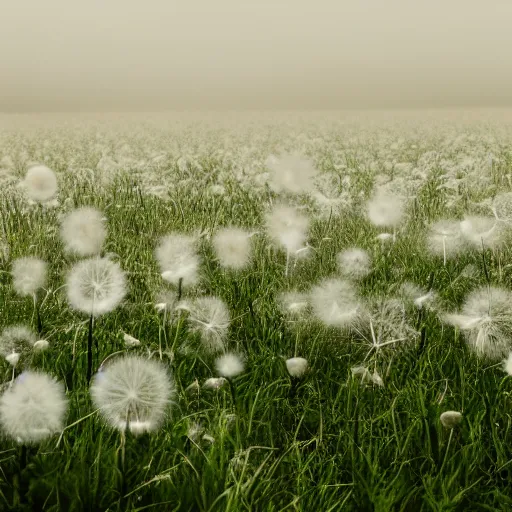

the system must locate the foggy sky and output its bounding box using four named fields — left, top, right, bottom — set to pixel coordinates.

left=2, top=0, right=512, bottom=112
